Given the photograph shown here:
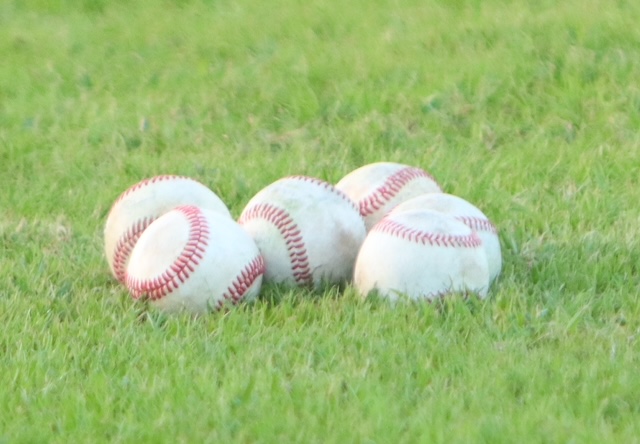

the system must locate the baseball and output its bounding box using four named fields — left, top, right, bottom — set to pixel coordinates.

left=238, top=175, right=367, bottom=288
left=104, top=175, right=231, bottom=283
left=335, top=162, right=442, bottom=231
left=125, top=205, right=264, bottom=314
left=354, top=209, right=490, bottom=302
left=389, top=193, right=502, bottom=283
